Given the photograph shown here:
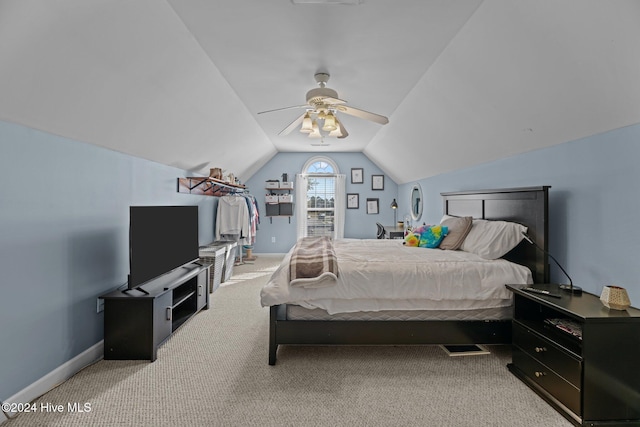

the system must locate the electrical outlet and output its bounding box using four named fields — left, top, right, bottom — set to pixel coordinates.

left=96, top=298, right=104, bottom=313
left=271, top=236, right=276, bottom=243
